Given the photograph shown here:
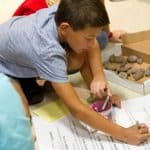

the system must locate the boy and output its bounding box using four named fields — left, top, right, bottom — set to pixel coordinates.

left=12, top=0, right=126, bottom=105
left=0, top=0, right=149, bottom=145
